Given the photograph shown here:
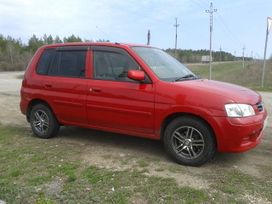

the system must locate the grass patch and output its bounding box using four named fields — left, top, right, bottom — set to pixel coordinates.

left=167, top=164, right=184, bottom=173
left=137, top=159, right=149, bottom=168
left=155, top=167, right=164, bottom=172
left=36, top=194, right=55, bottom=204
left=28, top=176, right=52, bottom=186
left=0, top=125, right=210, bottom=203
left=203, top=169, right=272, bottom=202
left=0, top=125, right=271, bottom=203
left=187, top=61, right=272, bottom=91
left=9, top=169, right=21, bottom=178
left=79, top=167, right=209, bottom=203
